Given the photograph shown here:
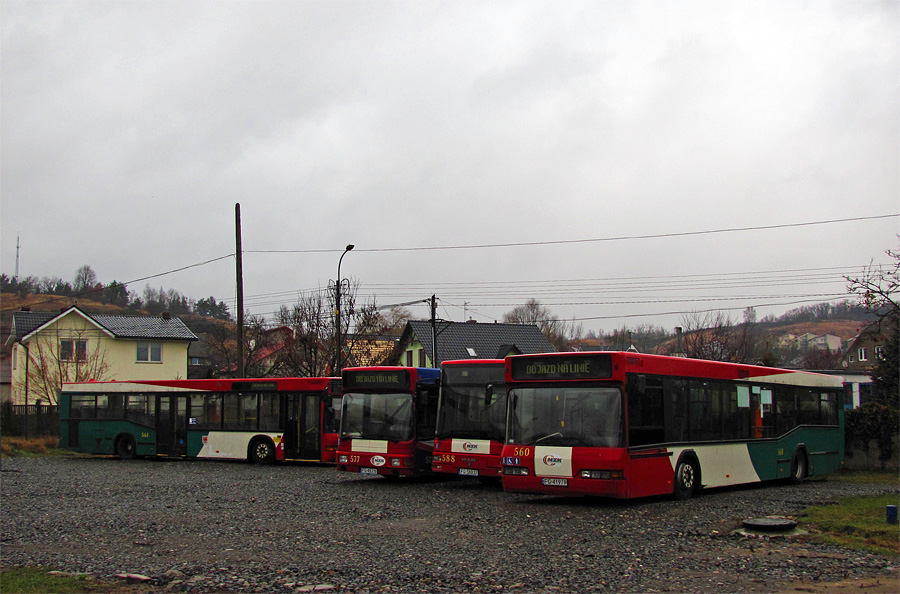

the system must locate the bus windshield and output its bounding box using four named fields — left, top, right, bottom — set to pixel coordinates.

left=507, top=386, right=624, bottom=448
left=340, top=392, right=414, bottom=442
left=437, top=384, right=507, bottom=441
